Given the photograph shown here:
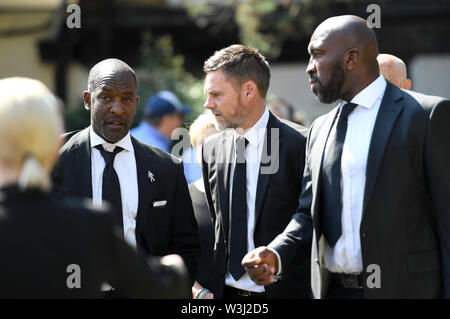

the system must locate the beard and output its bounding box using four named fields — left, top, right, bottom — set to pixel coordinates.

left=214, top=98, right=247, bottom=130
left=311, top=62, right=345, bottom=104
